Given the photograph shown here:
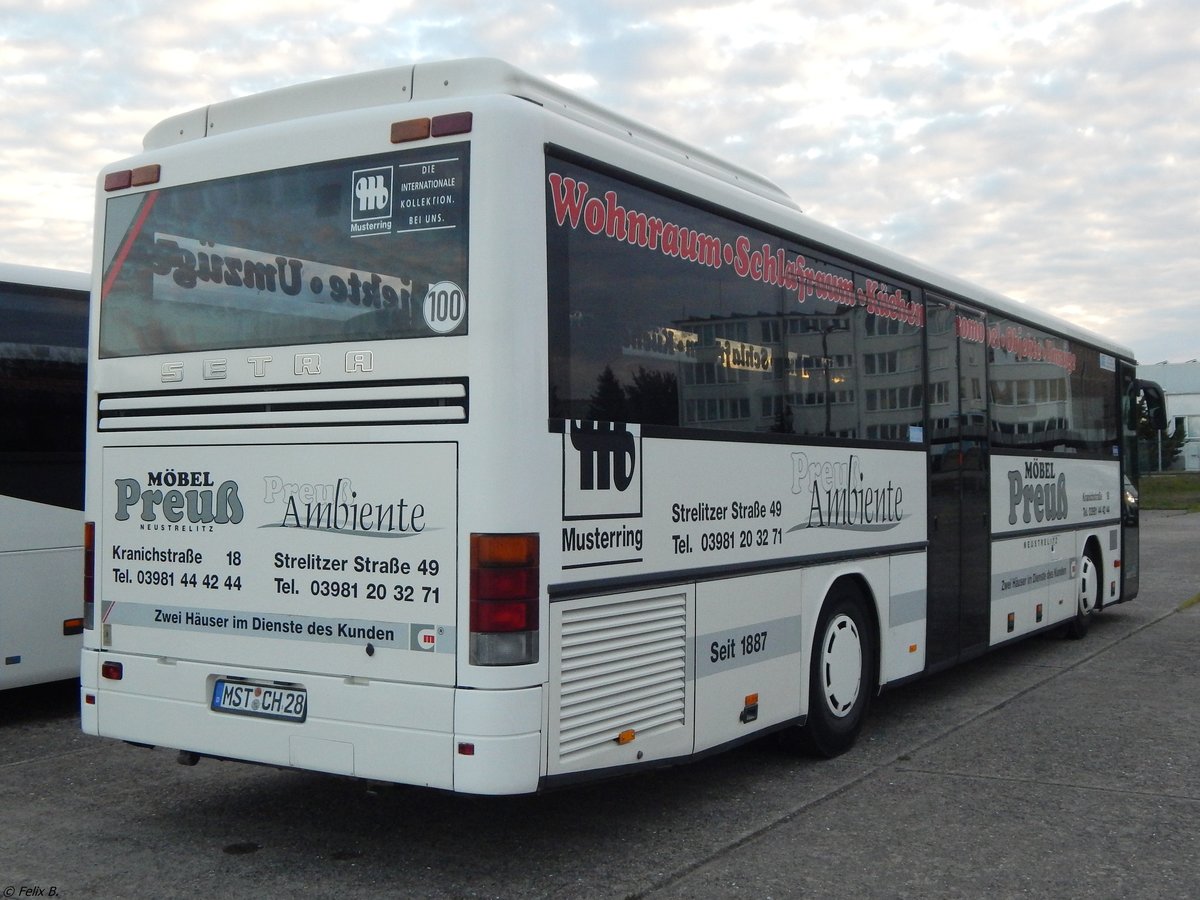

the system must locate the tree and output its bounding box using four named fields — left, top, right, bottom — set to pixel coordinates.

left=624, top=367, right=678, bottom=426
left=588, top=366, right=628, bottom=422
